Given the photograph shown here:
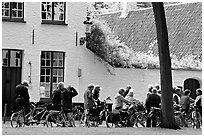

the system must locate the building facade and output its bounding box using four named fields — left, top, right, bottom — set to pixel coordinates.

left=2, top=2, right=202, bottom=116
